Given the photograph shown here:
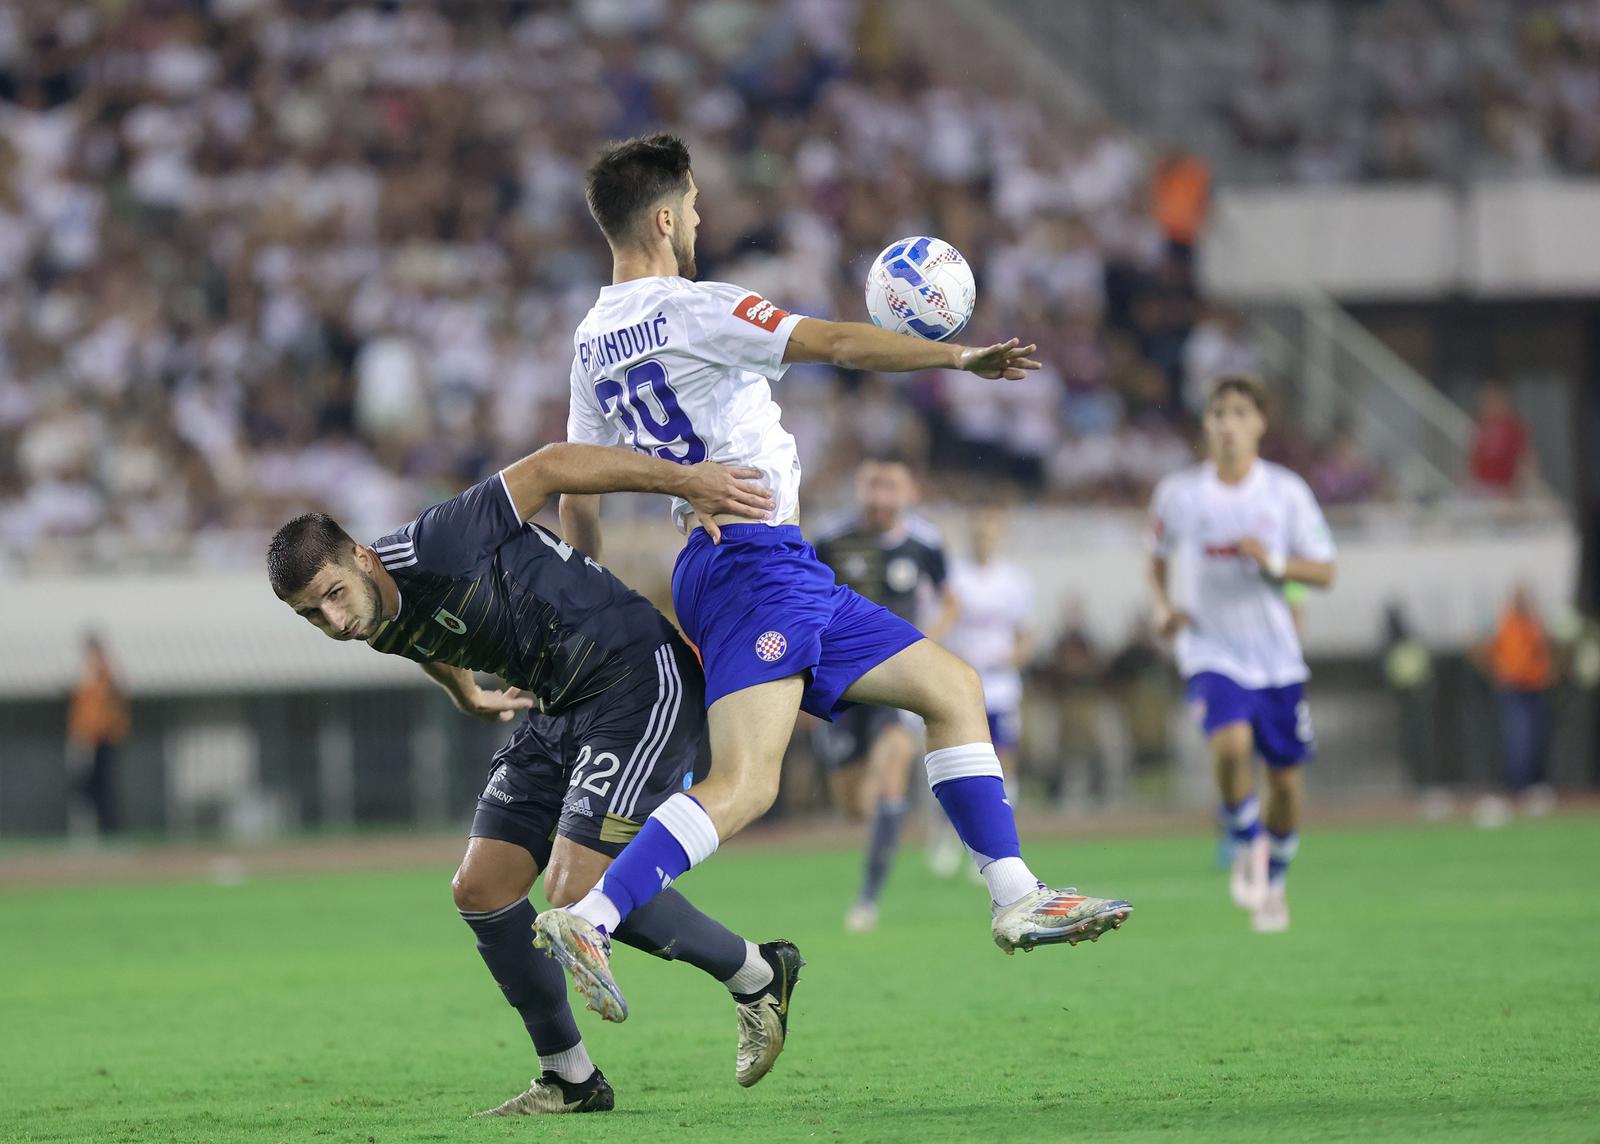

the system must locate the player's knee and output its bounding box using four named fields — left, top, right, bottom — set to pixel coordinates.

left=452, top=866, right=517, bottom=914
left=901, top=652, right=982, bottom=724
left=541, top=862, right=596, bottom=909
left=733, top=766, right=781, bottom=826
